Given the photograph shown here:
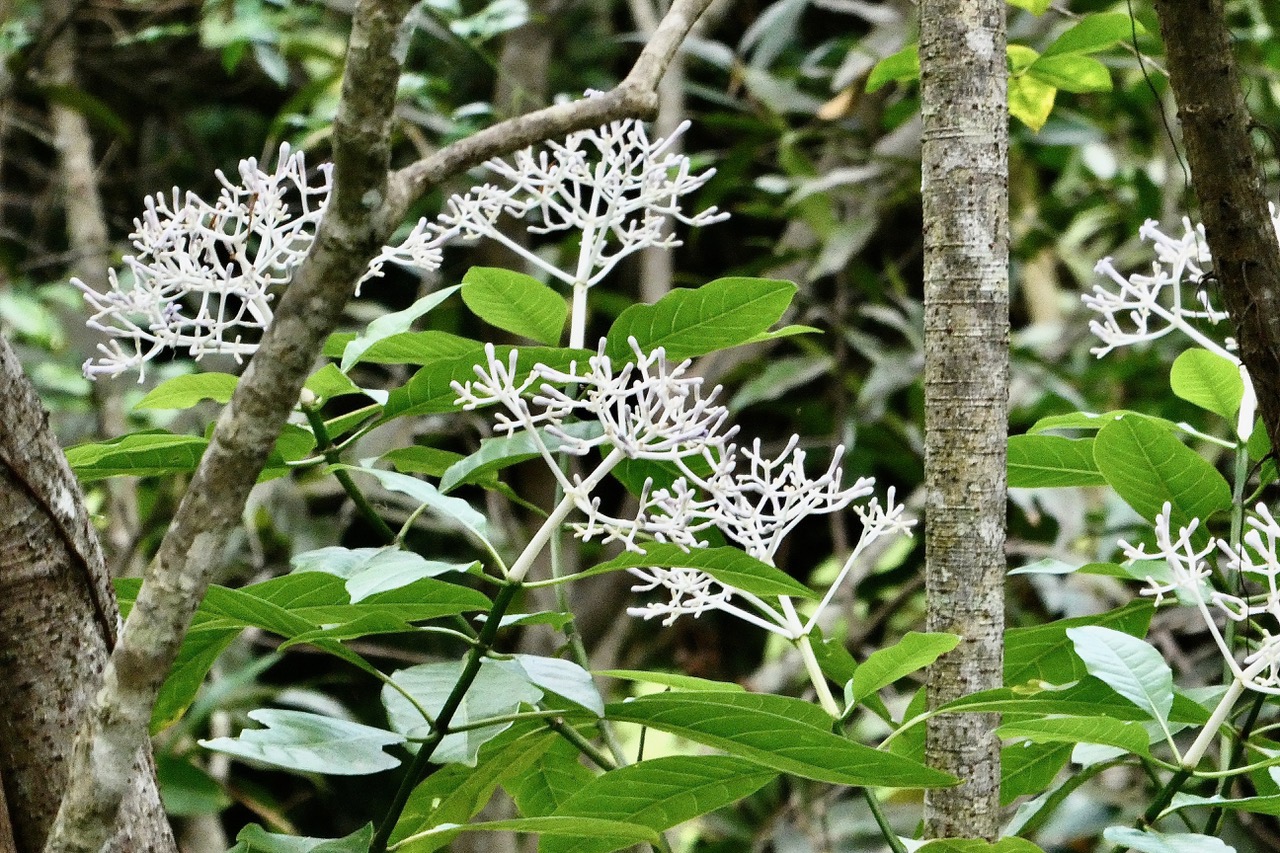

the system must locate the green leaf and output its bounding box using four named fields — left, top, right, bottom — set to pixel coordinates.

left=507, top=736, right=597, bottom=817
left=65, top=431, right=208, bottom=481
left=200, top=709, right=403, bottom=775
left=404, top=817, right=659, bottom=851
left=291, top=545, right=477, bottom=602
left=866, top=43, right=920, bottom=93
left=1170, top=349, right=1245, bottom=421
left=999, top=715, right=1151, bottom=756
left=1067, top=627, right=1173, bottom=725
left=1001, top=741, right=1071, bottom=806
left=1042, top=12, right=1145, bottom=58
left=605, top=277, right=797, bottom=361
left=1006, top=600, right=1154, bottom=685
left=134, top=372, right=239, bottom=410
left=230, top=824, right=374, bottom=853
left=382, top=660, right=545, bottom=765
left=1008, top=72, right=1056, bottom=132
left=1008, top=435, right=1106, bottom=488
left=439, top=421, right=604, bottom=493
left=339, top=466, right=491, bottom=544
left=152, top=627, right=240, bottom=732
left=506, top=655, right=604, bottom=716
left=304, top=364, right=363, bottom=401
left=382, top=446, right=466, bottom=477
left=1029, top=410, right=1177, bottom=434
left=851, top=632, right=959, bottom=703
left=342, top=330, right=482, bottom=366
left=1166, top=791, right=1280, bottom=818
left=581, top=545, right=817, bottom=600
left=1101, top=827, right=1234, bottom=853
left=341, top=285, right=461, bottom=371
left=156, top=753, right=231, bottom=815
left=595, top=670, right=746, bottom=693
left=461, top=267, right=568, bottom=346
left=917, top=840, right=1047, bottom=853
left=1006, top=0, right=1050, bottom=13
left=605, top=691, right=954, bottom=788
left=1028, top=54, right=1111, bottom=93
left=1093, top=415, right=1232, bottom=533
left=540, top=756, right=775, bottom=853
